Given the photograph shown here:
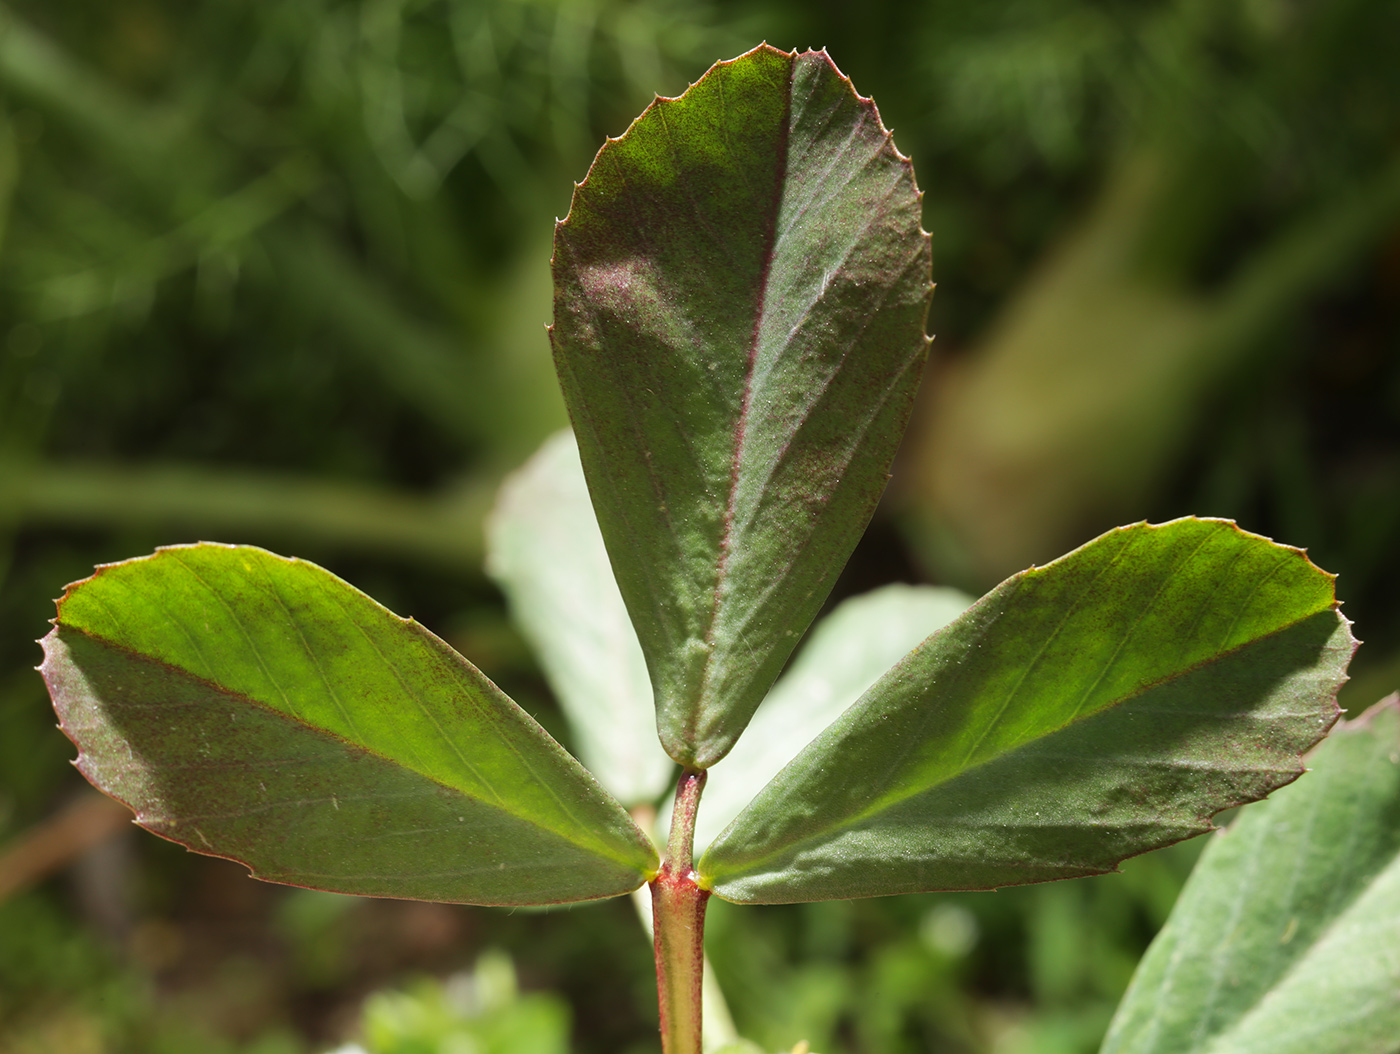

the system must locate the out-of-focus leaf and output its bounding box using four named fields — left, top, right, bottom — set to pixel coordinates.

left=486, top=430, right=673, bottom=807
left=41, top=545, right=657, bottom=906
left=1101, top=694, right=1400, bottom=1054
left=700, top=518, right=1354, bottom=903
left=692, top=584, right=973, bottom=852
left=551, top=44, right=932, bottom=769
left=359, top=950, right=570, bottom=1054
